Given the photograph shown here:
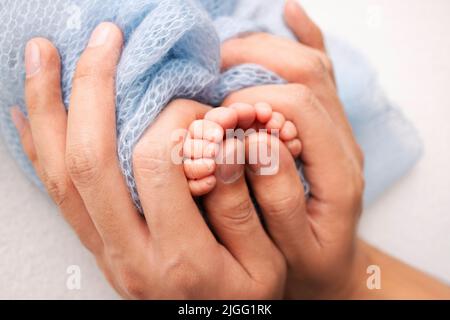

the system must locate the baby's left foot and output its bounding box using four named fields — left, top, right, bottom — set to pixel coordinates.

left=229, top=102, right=302, bottom=158
left=182, top=107, right=239, bottom=196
